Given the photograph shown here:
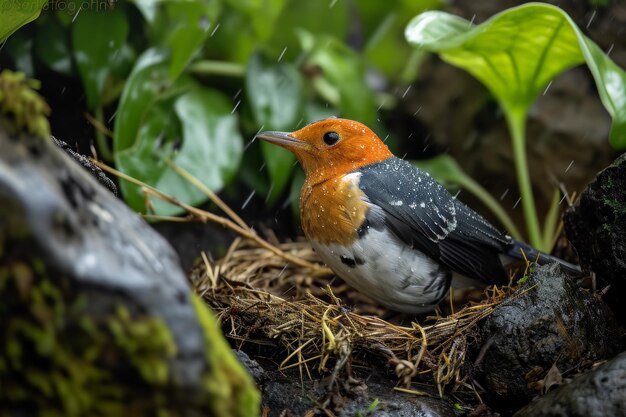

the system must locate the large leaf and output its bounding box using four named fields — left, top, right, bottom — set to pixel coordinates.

left=0, top=0, right=46, bottom=41
left=135, top=0, right=220, bottom=80
left=405, top=2, right=626, bottom=149
left=72, top=8, right=129, bottom=109
left=114, top=49, right=243, bottom=214
left=245, top=53, right=304, bottom=203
